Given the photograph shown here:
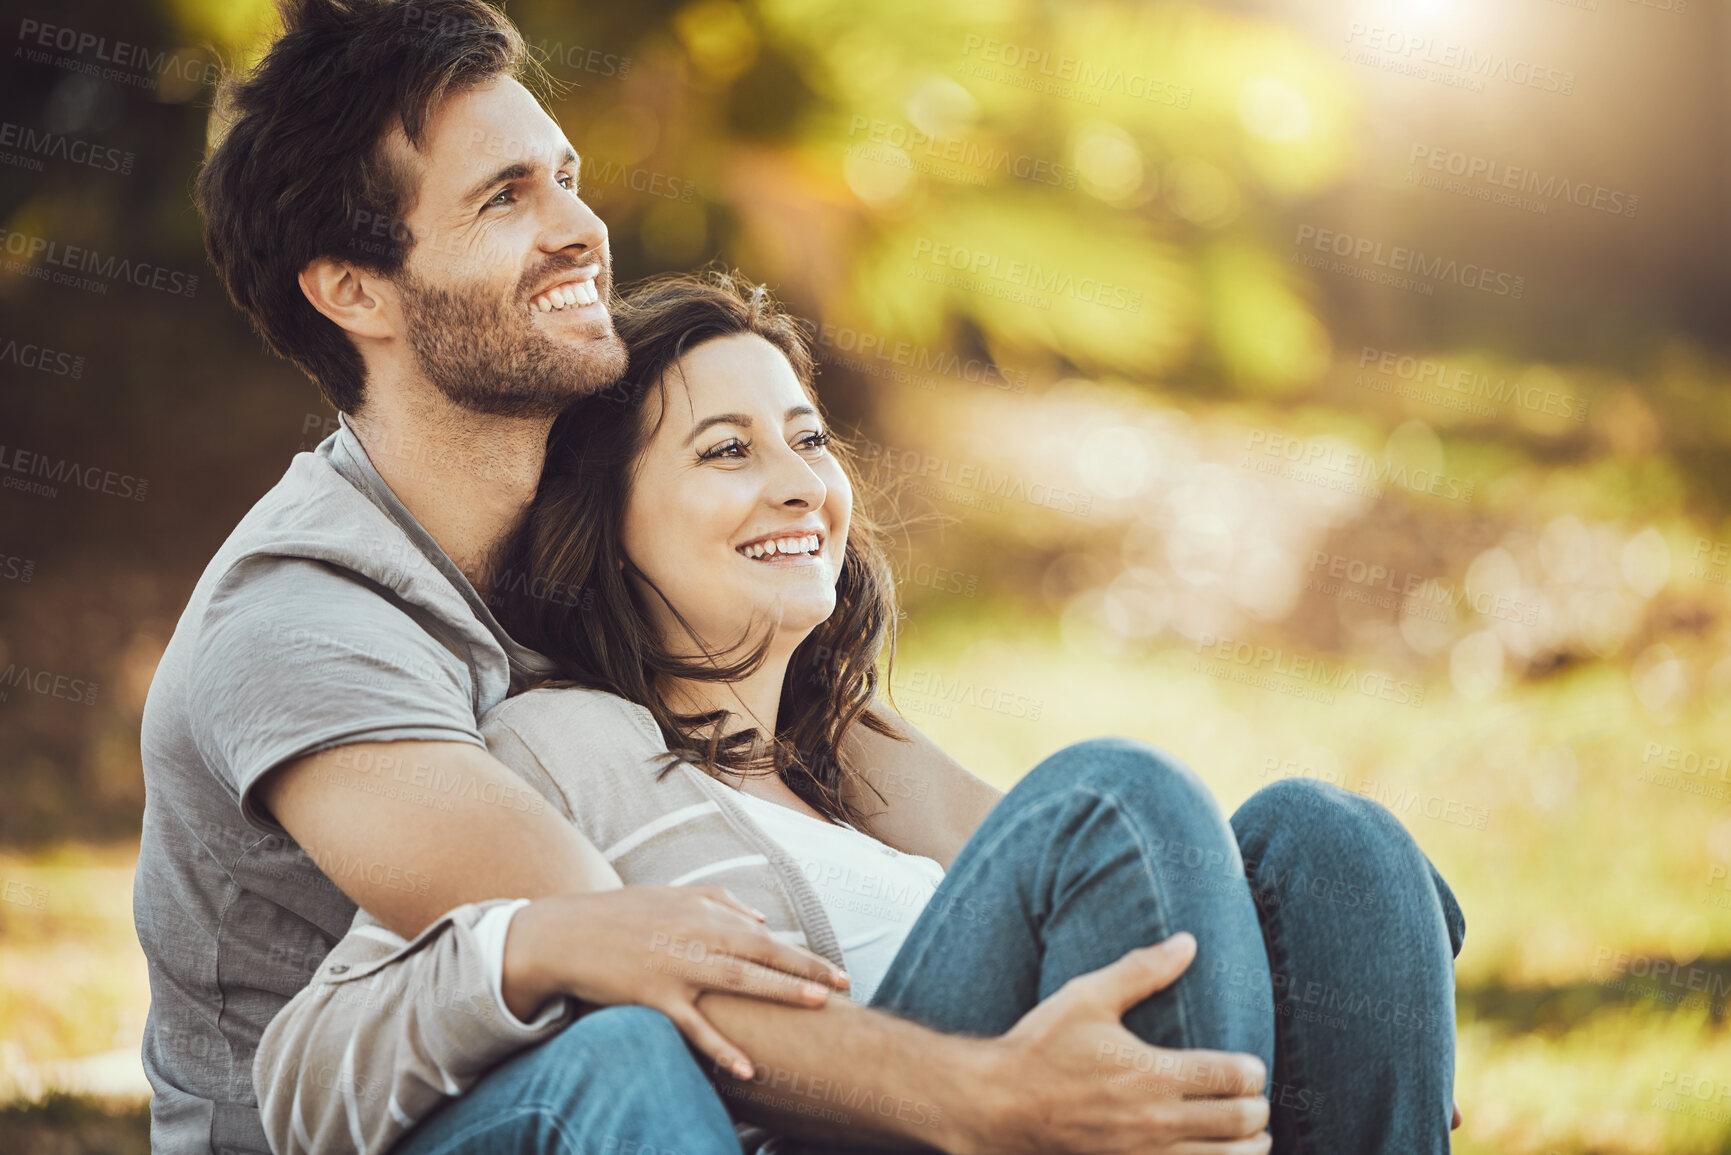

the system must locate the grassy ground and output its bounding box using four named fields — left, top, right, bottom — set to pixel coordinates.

left=2, top=630, right=1726, bottom=1152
